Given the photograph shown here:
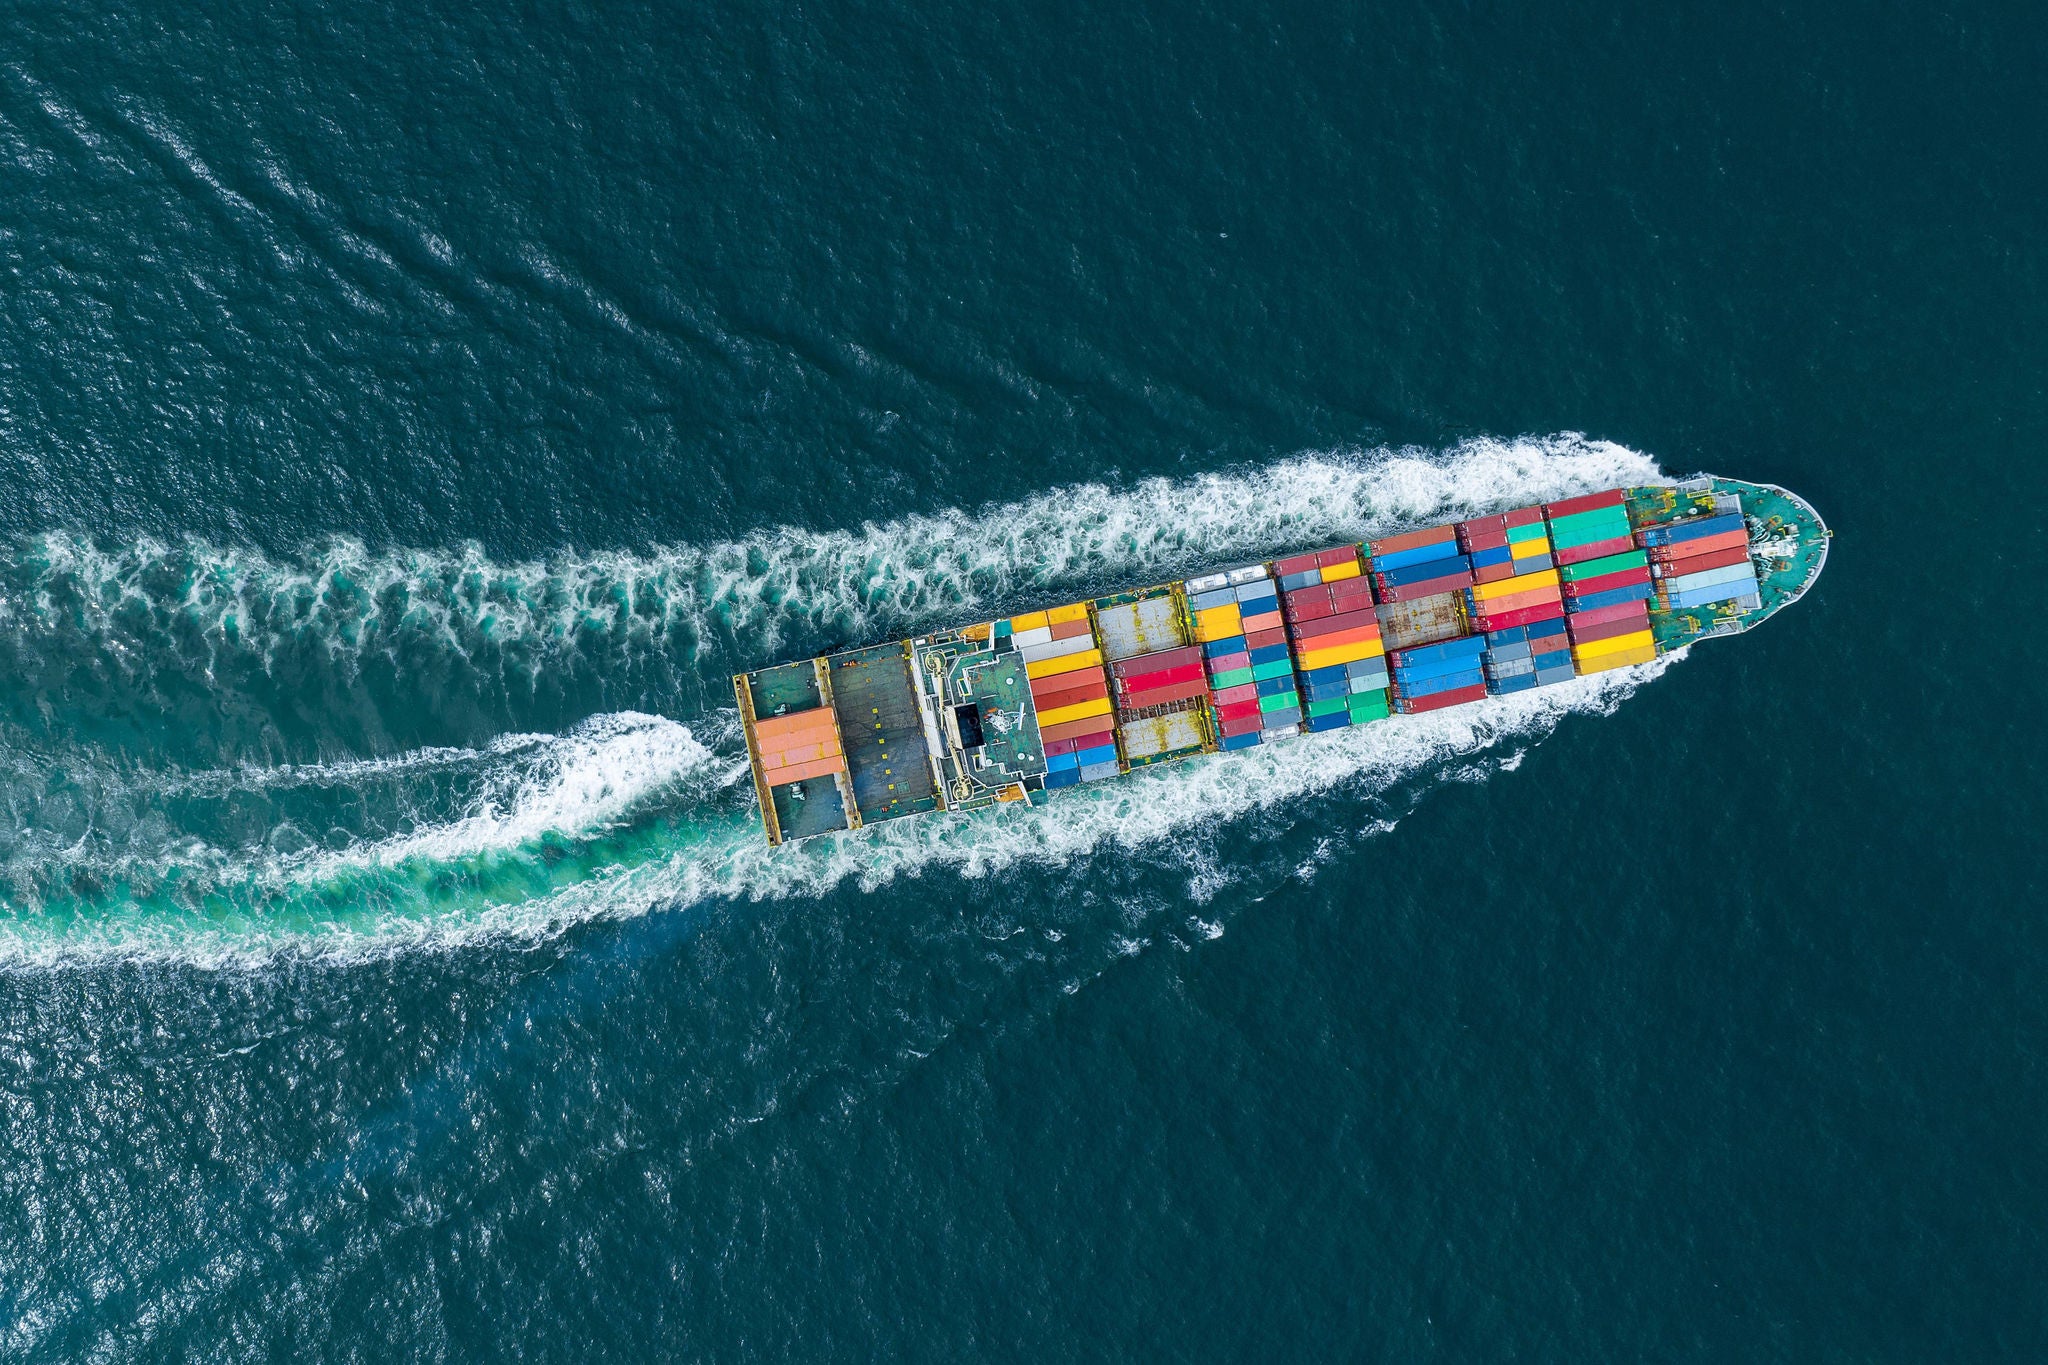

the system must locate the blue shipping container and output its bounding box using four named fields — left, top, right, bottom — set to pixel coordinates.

left=1469, top=544, right=1515, bottom=569
left=1043, top=767, right=1082, bottom=789
left=1488, top=671, right=1540, bottom=696
left=1075, top=743, right=1118, bottom=768
left=1568, top=583, right=1655, bottom=612
left=1192, top=587, right=1238, bottom=611
left=1221, top=730, right=1263, bottom=751
left=1665, top=580, right=1758, bottom=610
left=1306, top=711, right=1351, bottom=733
left=1255, top=675, right=1294, bottom=697
left=1486, top=624, right=1531, bottom=648
left=1248, top=643, right=1291, bottom=666
left=1046, top=751, right=1081, bottom=773
left=1278, top=570, right=1321, bottom=592
left=1487, top=639, right=1533, bottom=663
left=1301, top=662, right=1351, bottom=686
left=1369, top=539, right=1462, bottom=574
left=1377, top=554, right=1473, bottom=589
left=1401, top=667, right=1486, bottom=699
left=1527, top=615, right=1569, bottom=641
left=1203, top=636, right=1247, bottom=659
left=1642, top=511, right=1743, bottom=547
left=1302, top=678, right=1350, bottom=702
left=1399, top=635, right=1487, bottom=667
left=1534, top=666, right=1577, bottom=685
